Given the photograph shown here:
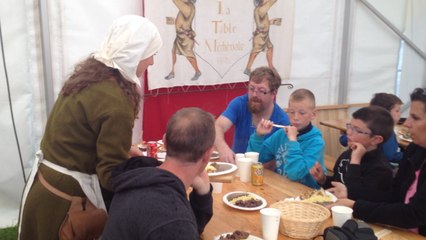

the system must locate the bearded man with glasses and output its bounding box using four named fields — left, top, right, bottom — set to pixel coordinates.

left=214, top=66, right=290, bottom=163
